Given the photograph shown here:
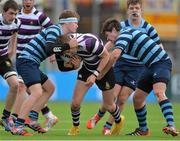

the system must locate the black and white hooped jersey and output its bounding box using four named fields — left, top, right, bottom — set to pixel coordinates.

left=74, top=33, right=105, bottom=72
left=17, top=7, right=52, bottom=56
left=0, top=14, right=21, bottom=57
left=115, top=28, right=169, bottom=67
